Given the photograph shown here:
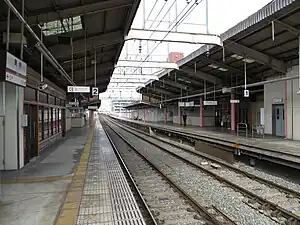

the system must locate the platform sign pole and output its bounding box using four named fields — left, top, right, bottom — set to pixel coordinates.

left=200, top=97, right=203, bottom=128
left=231, top=92, right=236, bottom=132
